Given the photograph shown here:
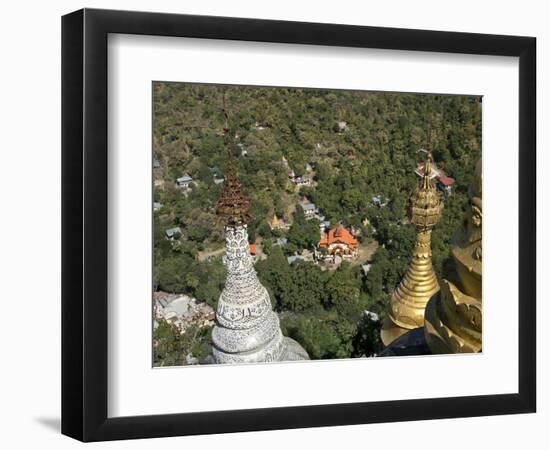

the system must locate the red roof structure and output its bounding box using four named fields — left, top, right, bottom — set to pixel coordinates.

left=249, top=243, right=256, bottom=255
left=415, top=161, right=455, bottom=188
left=438, top=176, right=455, bottom=186
left=319, top=226, right=358, bottom=250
